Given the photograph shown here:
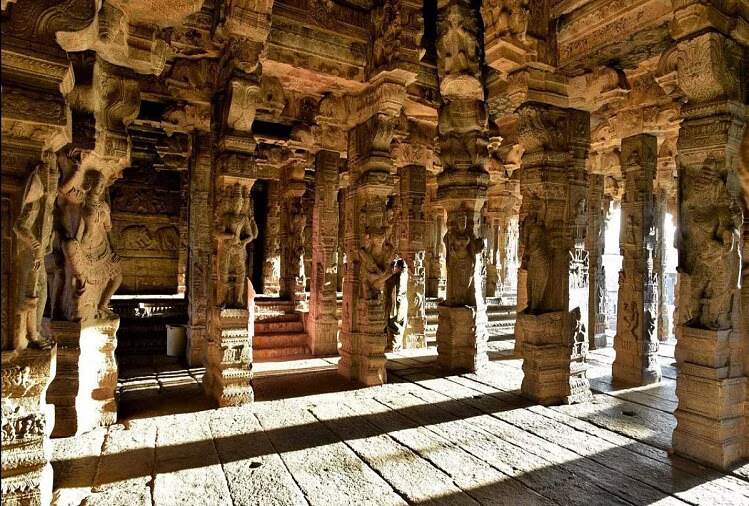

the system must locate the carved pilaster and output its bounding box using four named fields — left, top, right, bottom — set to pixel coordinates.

left=612, top=134, right=662, bottom=386
left=658, top=32, right=747, bottom=469
left=186, top=135, right=213, bottom=367
left=309, top=150, right=341, bottom=356
left=280, top=162, right=308, bottom=312
left=516, top=103, right=592, bottom=405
